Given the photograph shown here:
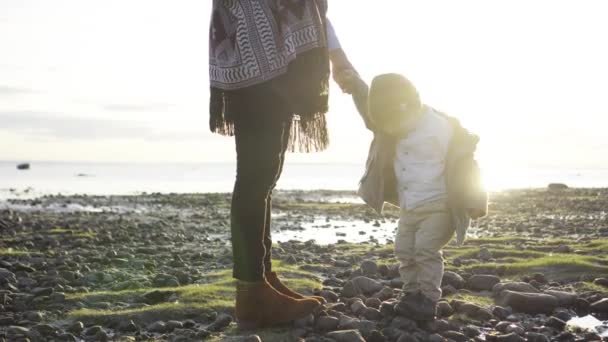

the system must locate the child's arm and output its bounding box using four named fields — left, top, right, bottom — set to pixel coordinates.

left=465, top=160, right=488, bottom=219
left=349, top=76, right=377, bottom=132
